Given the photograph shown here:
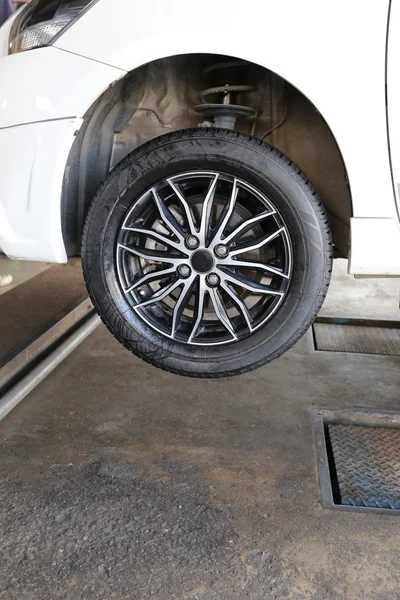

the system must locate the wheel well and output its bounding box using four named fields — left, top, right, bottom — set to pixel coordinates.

left=62, top=53, right=352, bottom=257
